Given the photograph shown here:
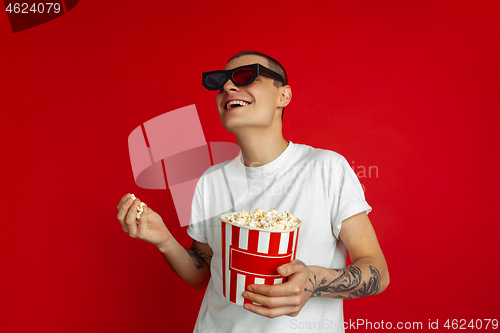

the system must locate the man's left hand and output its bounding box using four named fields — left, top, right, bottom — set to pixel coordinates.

left=242, top=260, right=316, bottom=318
